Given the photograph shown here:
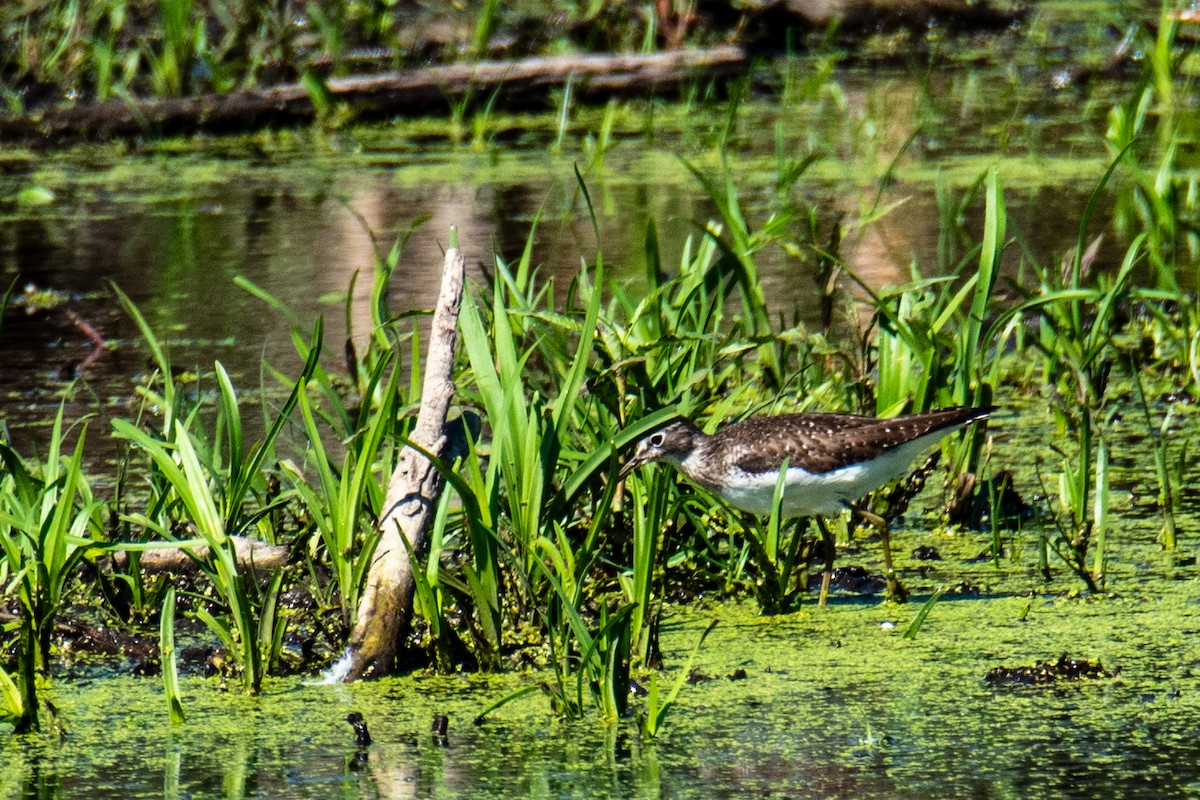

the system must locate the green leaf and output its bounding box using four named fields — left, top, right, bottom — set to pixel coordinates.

left=901, top=586, right=946, bottom=639
left=160, top=587, right=186, bottom=723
